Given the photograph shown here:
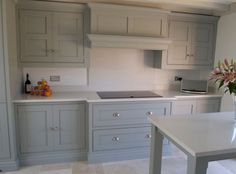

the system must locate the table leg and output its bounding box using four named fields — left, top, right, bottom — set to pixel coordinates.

left=149, top=125, right=164, bottom=174
left=187, top=156, right=208, bottom=174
